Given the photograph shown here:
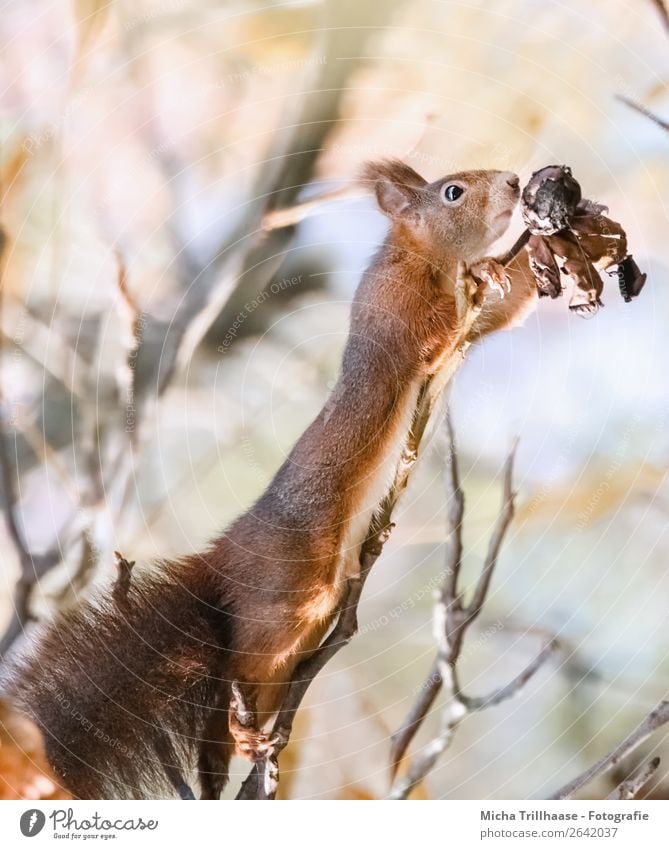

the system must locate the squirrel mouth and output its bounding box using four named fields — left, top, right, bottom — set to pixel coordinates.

left=495, top=208, right=514, bottom=222
left=491, top=206, right=515, bottom=238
